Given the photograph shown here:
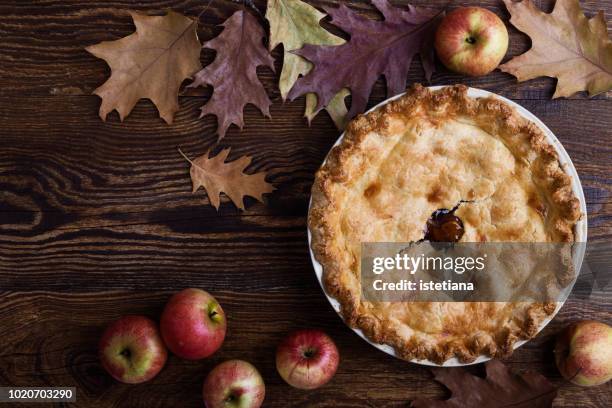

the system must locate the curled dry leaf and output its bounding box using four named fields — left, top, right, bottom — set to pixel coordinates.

left=189, top=10, right=274, bottom=139
left=180, top=148, right=274, bottom=211
left=500, top=0, right=612, bottom=98
left=266, top=0, right=350, bottom=129
left=287, top=0, right=444, bottom=120
left=85, top=11, right=202, bottom=123
left=411, top=360, right=557, bottom=408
